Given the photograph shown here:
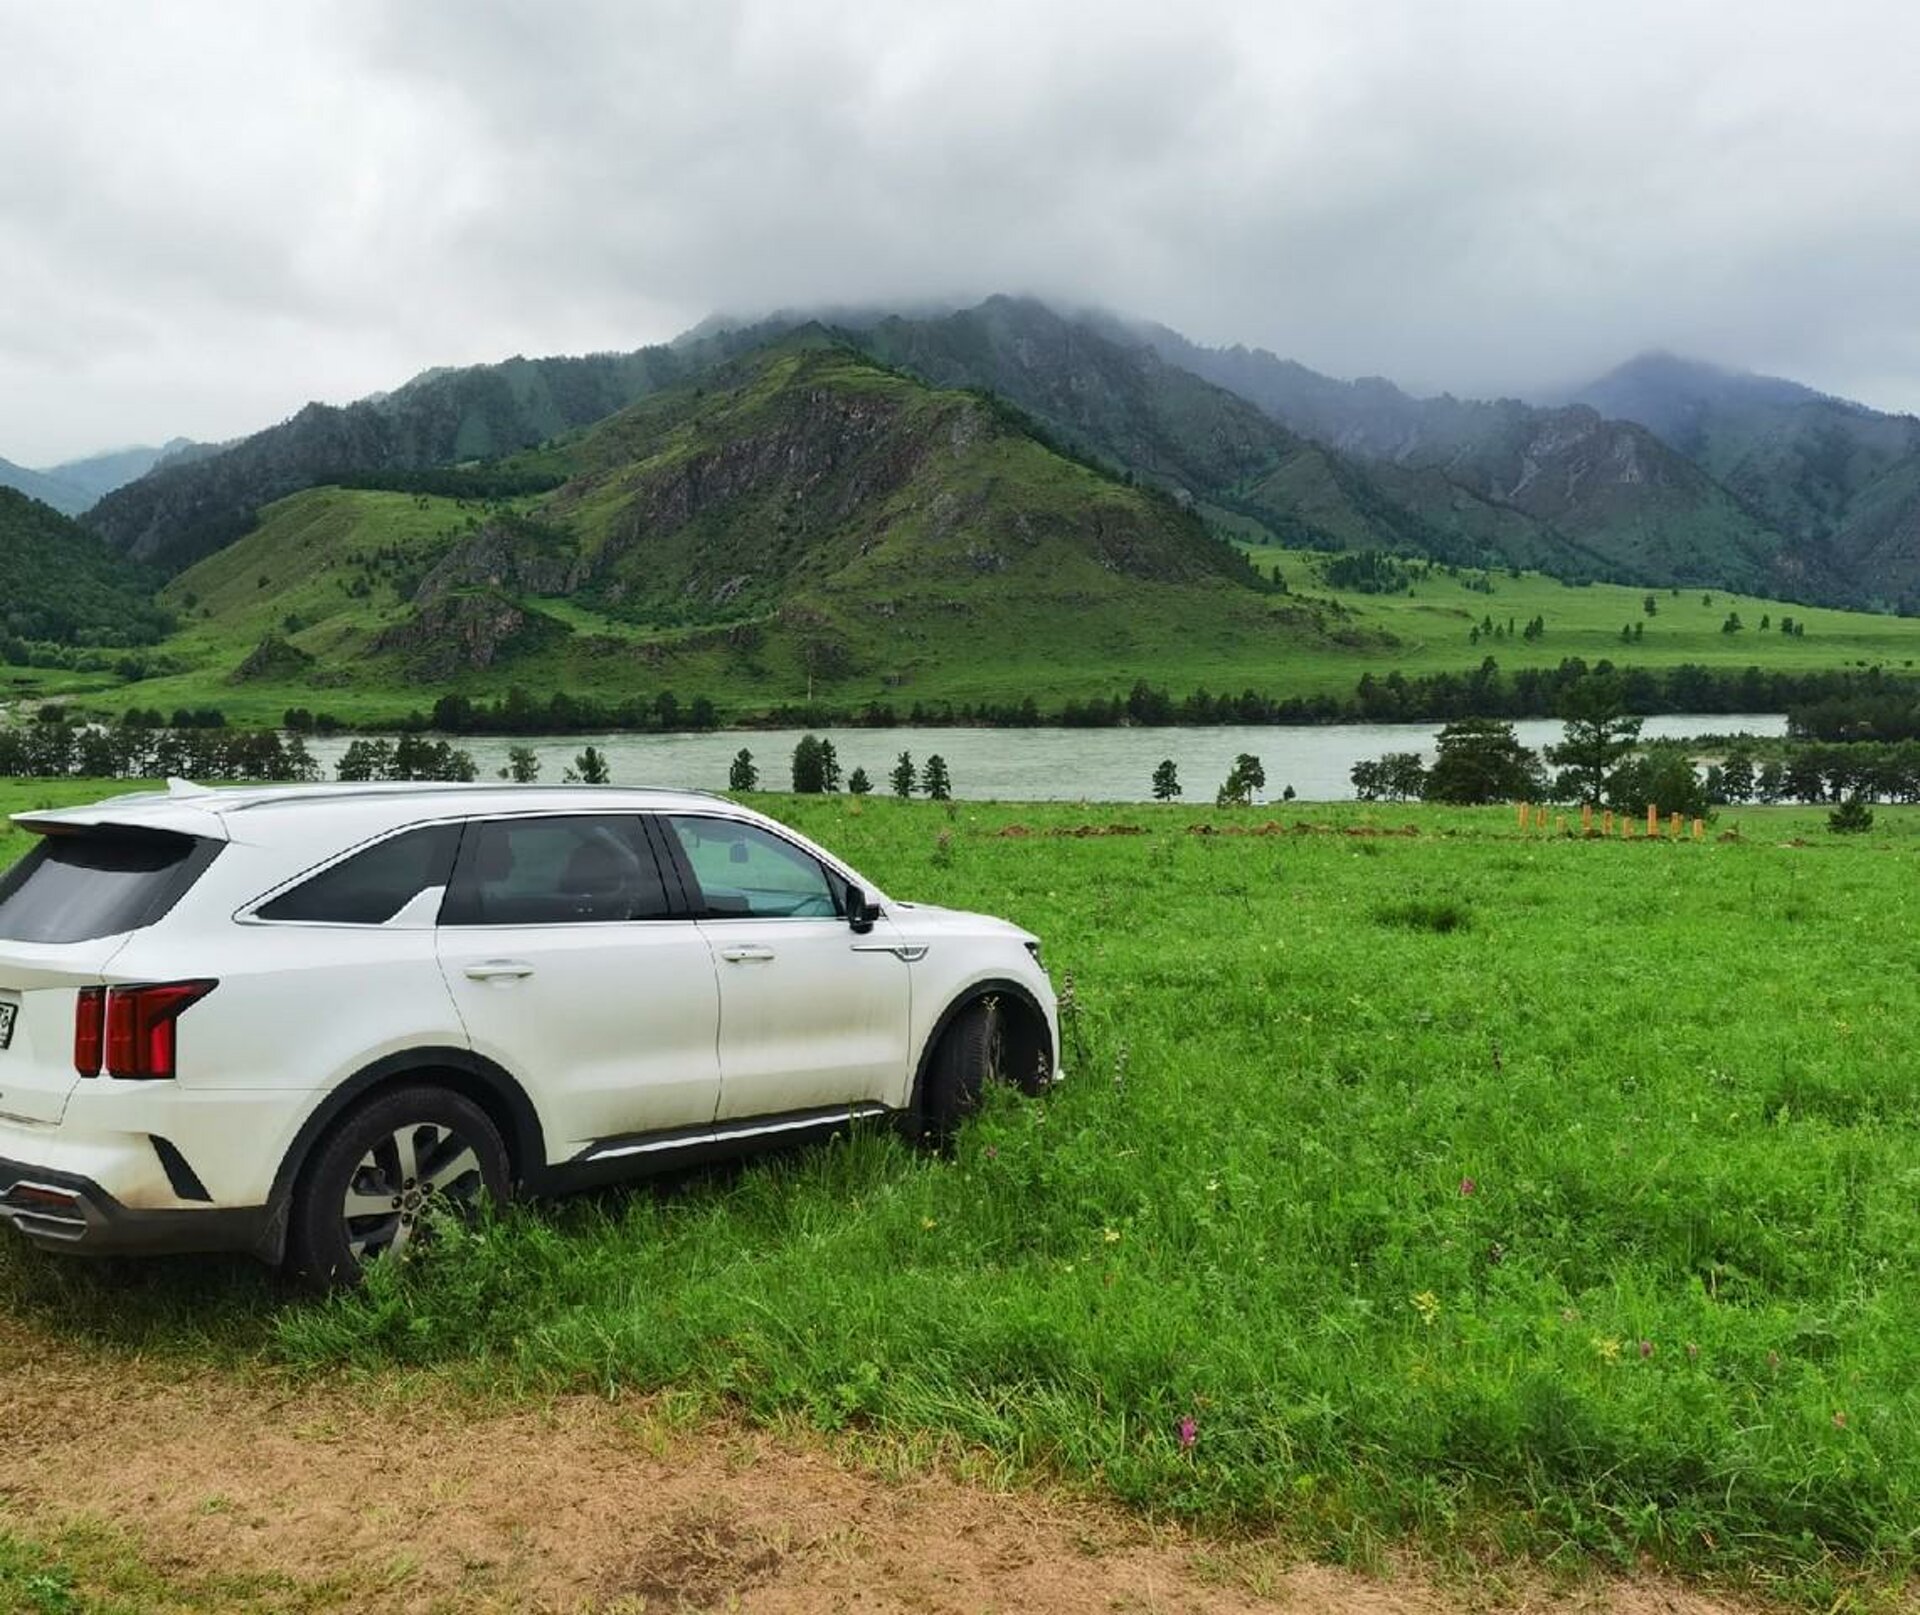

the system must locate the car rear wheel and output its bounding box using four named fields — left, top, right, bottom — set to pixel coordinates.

left=286, top=1084, right=509, bottom=1286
